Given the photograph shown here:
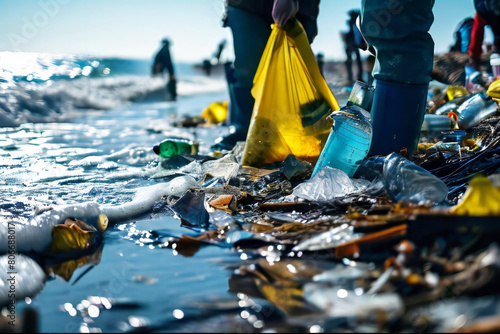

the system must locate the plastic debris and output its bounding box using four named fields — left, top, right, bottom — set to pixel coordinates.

left=312, top=262, right=371, bottom=282
left=201, top=154, right=240, bottom=181
left=333, top=224, right=407, bottom=260
left=0, top=202, right=106, bottom=254
left=102, top=175, right=200, bottom=223
left=446, top=85, right=469, bottom=101
left=456, top=92, right=499, bottom=130
left=434, top=95, right=470, bottom=116
left=49, top=216, right=106, bottom=255
left=487, top=78, right=500, bottom=99
left=303, top=284, right=404, bottom=323
left=356, top=153, right=449, bottom=205
left=170, top=189, right=210, bottom=229
left=423, top=141, right=461, bottom=155
left=241, top=17, right=339, bottom=168
left=346, top=80, right=375, bottom=111
left=292, top=223, right=362, bottom=252
left=449, top=174, right=500, bottom=216
left=201, top=101, right=228, bottom=124
left=281, top=154, right=313, bottom=181
left=420, top=114, right=457, bottom=135
left=292, top=166, right=371, bottom=202
left=383, top=153, right=449, bottom=205
left=153, top=137, right=199, bottom=158
left=312, top=105, right=372, bottom=178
